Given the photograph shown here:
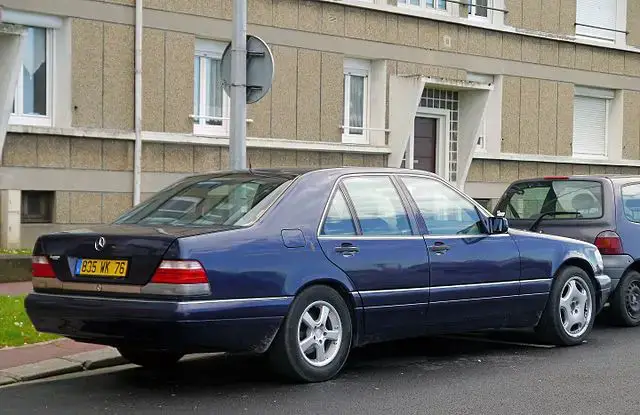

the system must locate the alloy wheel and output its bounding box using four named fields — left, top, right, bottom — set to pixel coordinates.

left=558, top=276, right=592, bottom=338
left=297, top=300, right=343, bottom=367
